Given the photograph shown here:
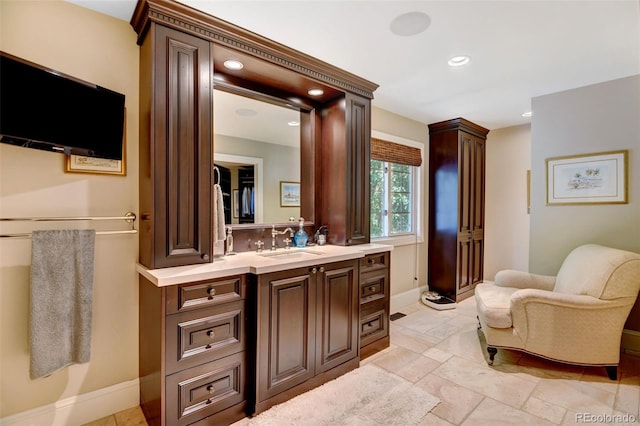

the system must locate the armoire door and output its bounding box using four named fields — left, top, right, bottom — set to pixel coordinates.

left=456, top=132, right=485, bottom=295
